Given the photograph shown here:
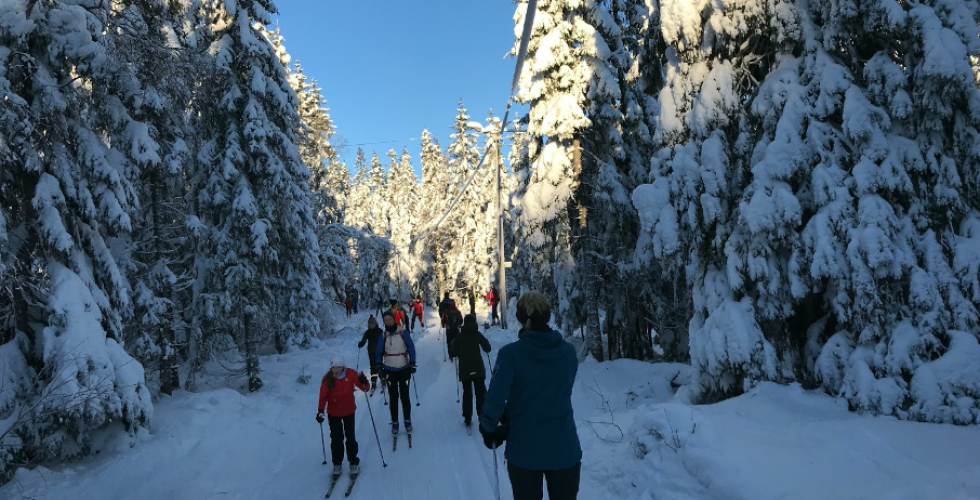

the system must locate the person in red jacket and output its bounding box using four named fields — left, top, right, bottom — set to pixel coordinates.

left=410, top=296, right=425, bottom=332
left=316, top=355, right=370, bottom=476
left=485, top=287, right=500, bottom=326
